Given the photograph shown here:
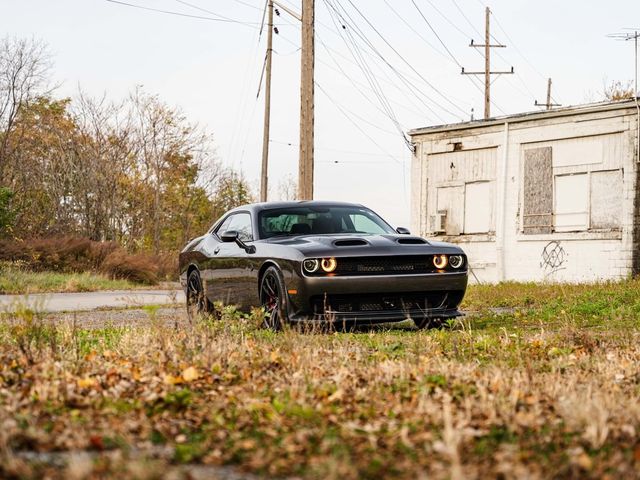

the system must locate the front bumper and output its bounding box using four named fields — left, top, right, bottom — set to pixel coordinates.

left=287, top=271, right=467, bottom=323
